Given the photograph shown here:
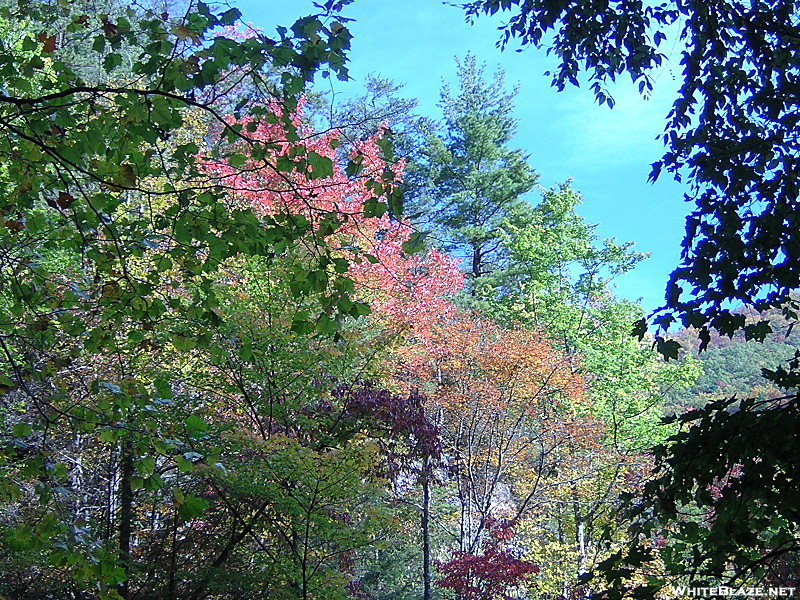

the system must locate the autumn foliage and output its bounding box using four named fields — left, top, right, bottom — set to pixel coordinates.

left=207, top=105, right=463, bottom=336
left=0, top=6, right=684, bottom=595
left=437, top=520, right=540, bottom=600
